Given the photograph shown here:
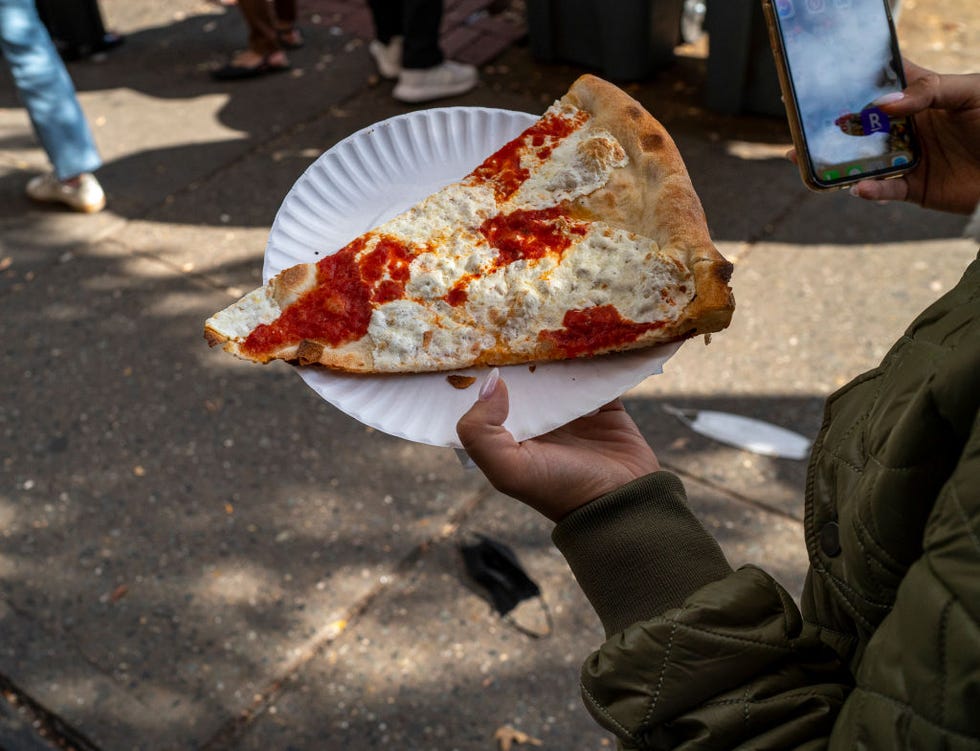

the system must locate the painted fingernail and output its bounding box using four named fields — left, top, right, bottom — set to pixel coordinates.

left=873, top=91, right=905, bottom=105
left=479, top=368, right=500, bottom=401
